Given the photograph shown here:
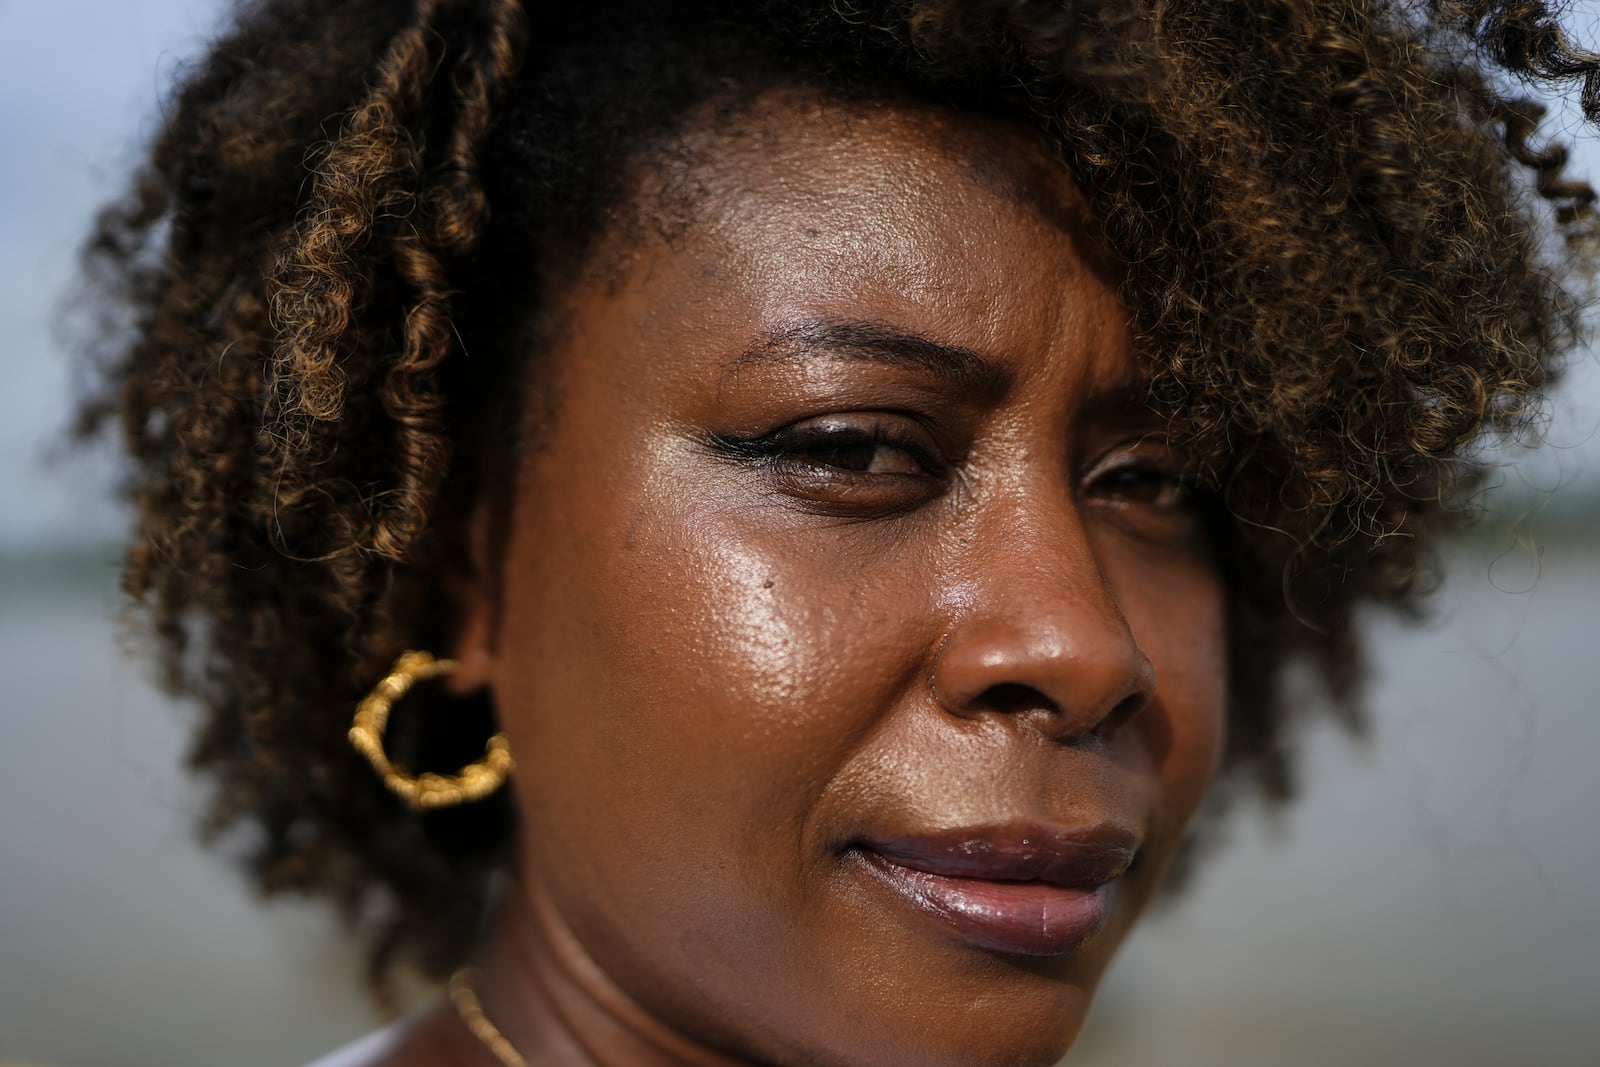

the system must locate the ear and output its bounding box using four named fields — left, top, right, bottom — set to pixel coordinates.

left=443, top=491, right=503, bottom=696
